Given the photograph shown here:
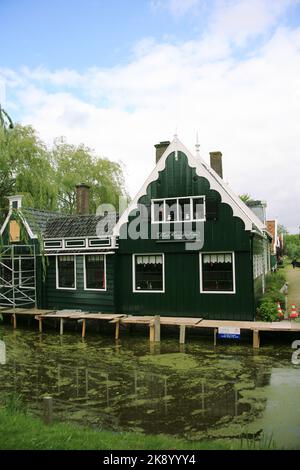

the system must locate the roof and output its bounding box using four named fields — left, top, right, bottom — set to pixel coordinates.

left=22, top=209, right=60, bottom=236
left=114, top=136, right=266, bottom=237
left=0, top=207, right=118, bottom=240
left=44, top=213, right=117, bottom=238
